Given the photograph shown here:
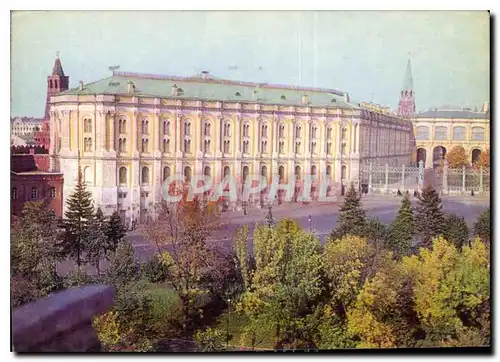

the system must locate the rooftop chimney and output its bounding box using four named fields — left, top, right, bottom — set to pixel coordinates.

left=79, top=81, right=84, bottom=91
